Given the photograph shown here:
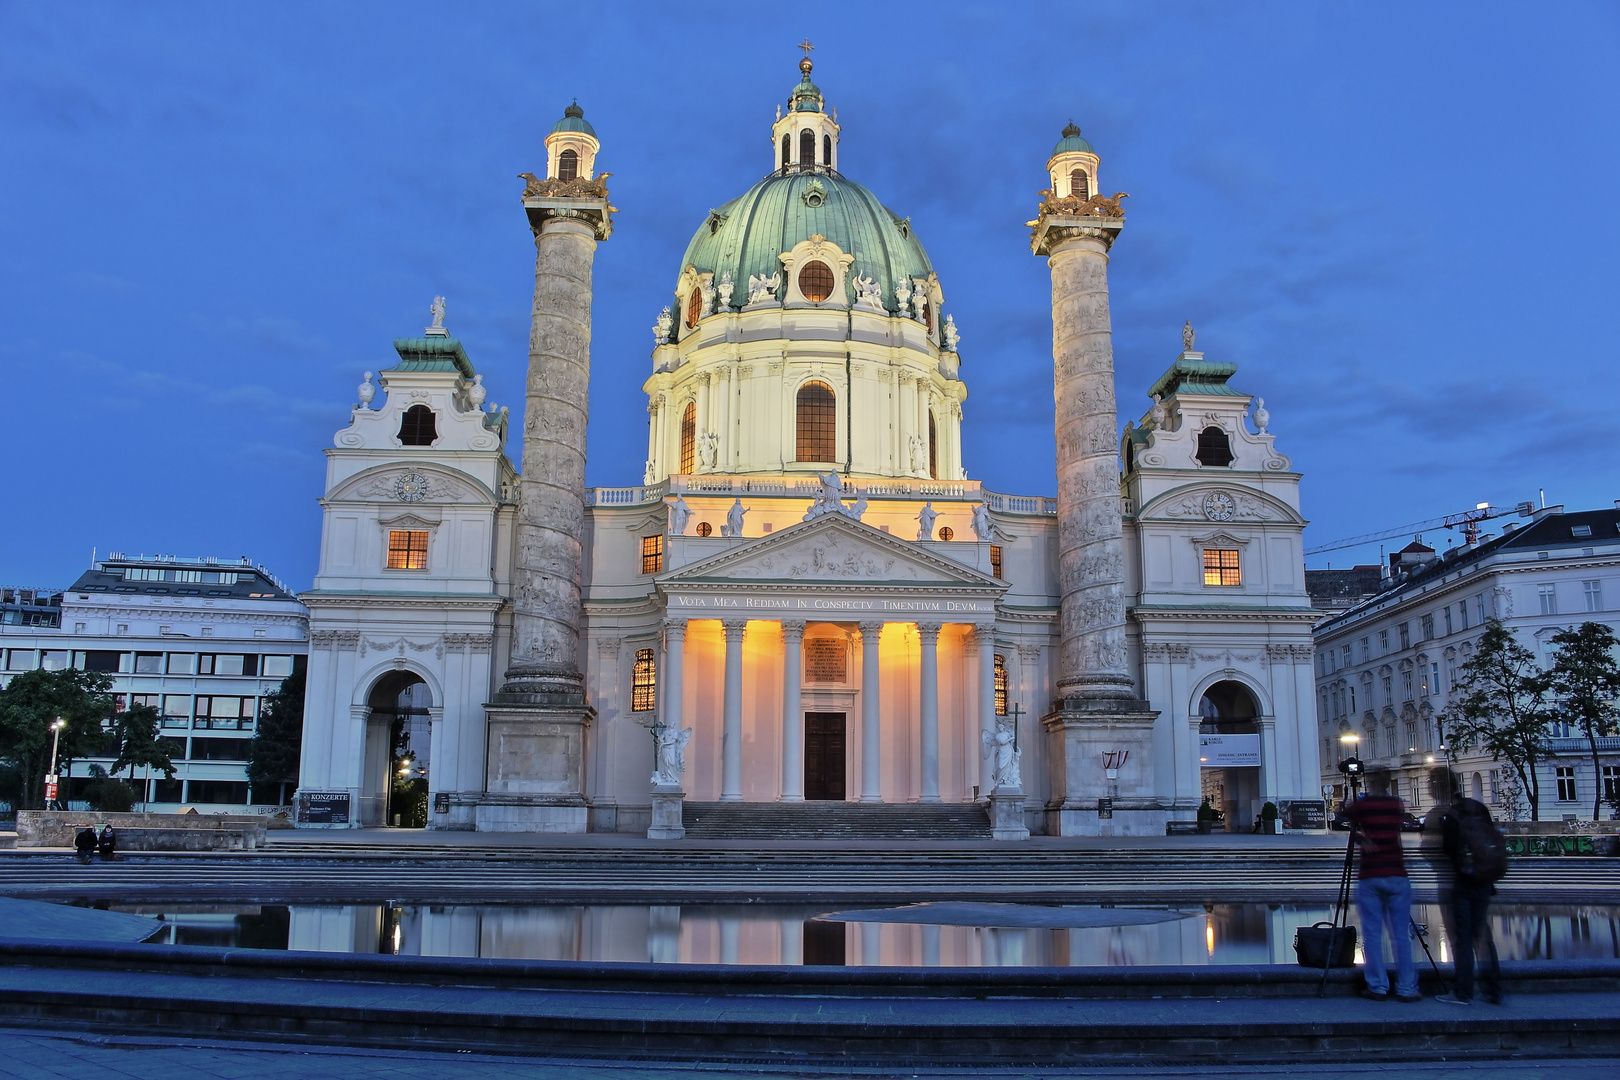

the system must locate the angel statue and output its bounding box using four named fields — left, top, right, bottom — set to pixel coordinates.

left=915, top=500, right=938, bottom=541
left=981, top=714, right=1022, bottom=791
left=668, top=494, right=692, bottom=535
left=747, top=271, right=781, bottom=305
left=722, top=498, right=748, bottom=537
left=852, top=272, right=883, bottom=309
left=802, top=471, right=847, bottom=520
left=429, top=295, right=447, bottom=330
left=697, top=430, right=719, bottom=470
left=652, top=723, right=693, bottom=787
left=1182, top=320, right=1195, bottom=353
left=971, top=501, right=992, bottom=541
